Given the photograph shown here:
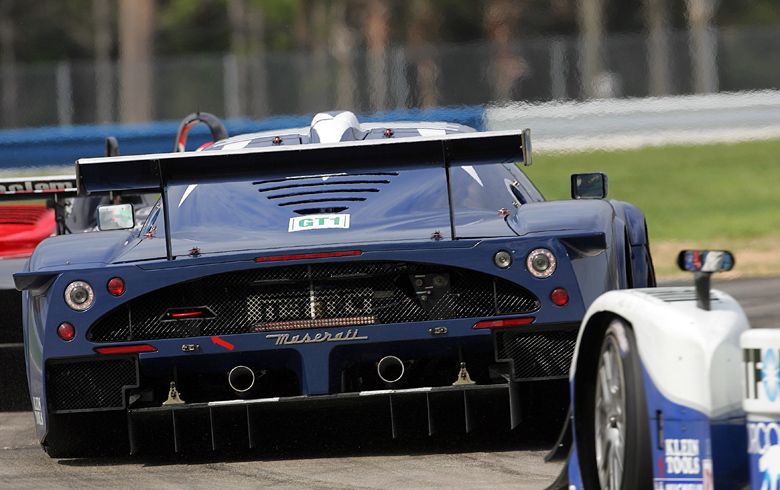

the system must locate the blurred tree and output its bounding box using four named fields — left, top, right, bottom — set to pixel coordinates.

left=407, top=0, right=439, bottom=107
left=363, top=0, right=389, bottom=111
left=119, top=0, right=154, bottom=122
left=0, top=0, right=16, bottom=127
left=577, top=0, right=605, bottom=98
left=157, top=0, right=229, bottom=55
left=483, top=0, right=525, bottom=101
left=644, top=0, right=671, bottom=95
left=686, top=0, right=718, bottom=93
left=93, top=0, right=113, bottom=123
left=330, top=0, right=357, bottom=110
